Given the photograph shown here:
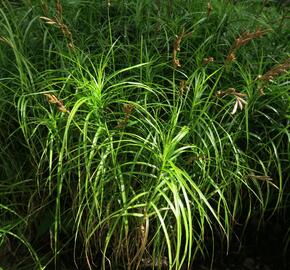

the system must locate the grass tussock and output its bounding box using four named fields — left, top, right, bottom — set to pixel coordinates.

left=0, top=0, right=289, bottom=269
